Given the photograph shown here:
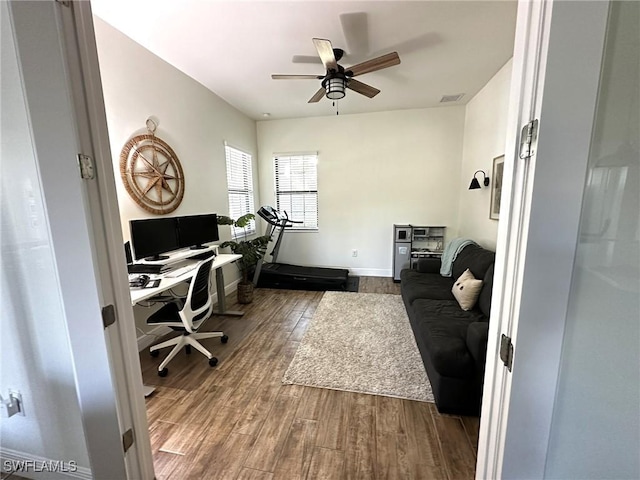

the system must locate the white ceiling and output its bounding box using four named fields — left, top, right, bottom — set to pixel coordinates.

left=91, top=1, right=517, bottom=121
